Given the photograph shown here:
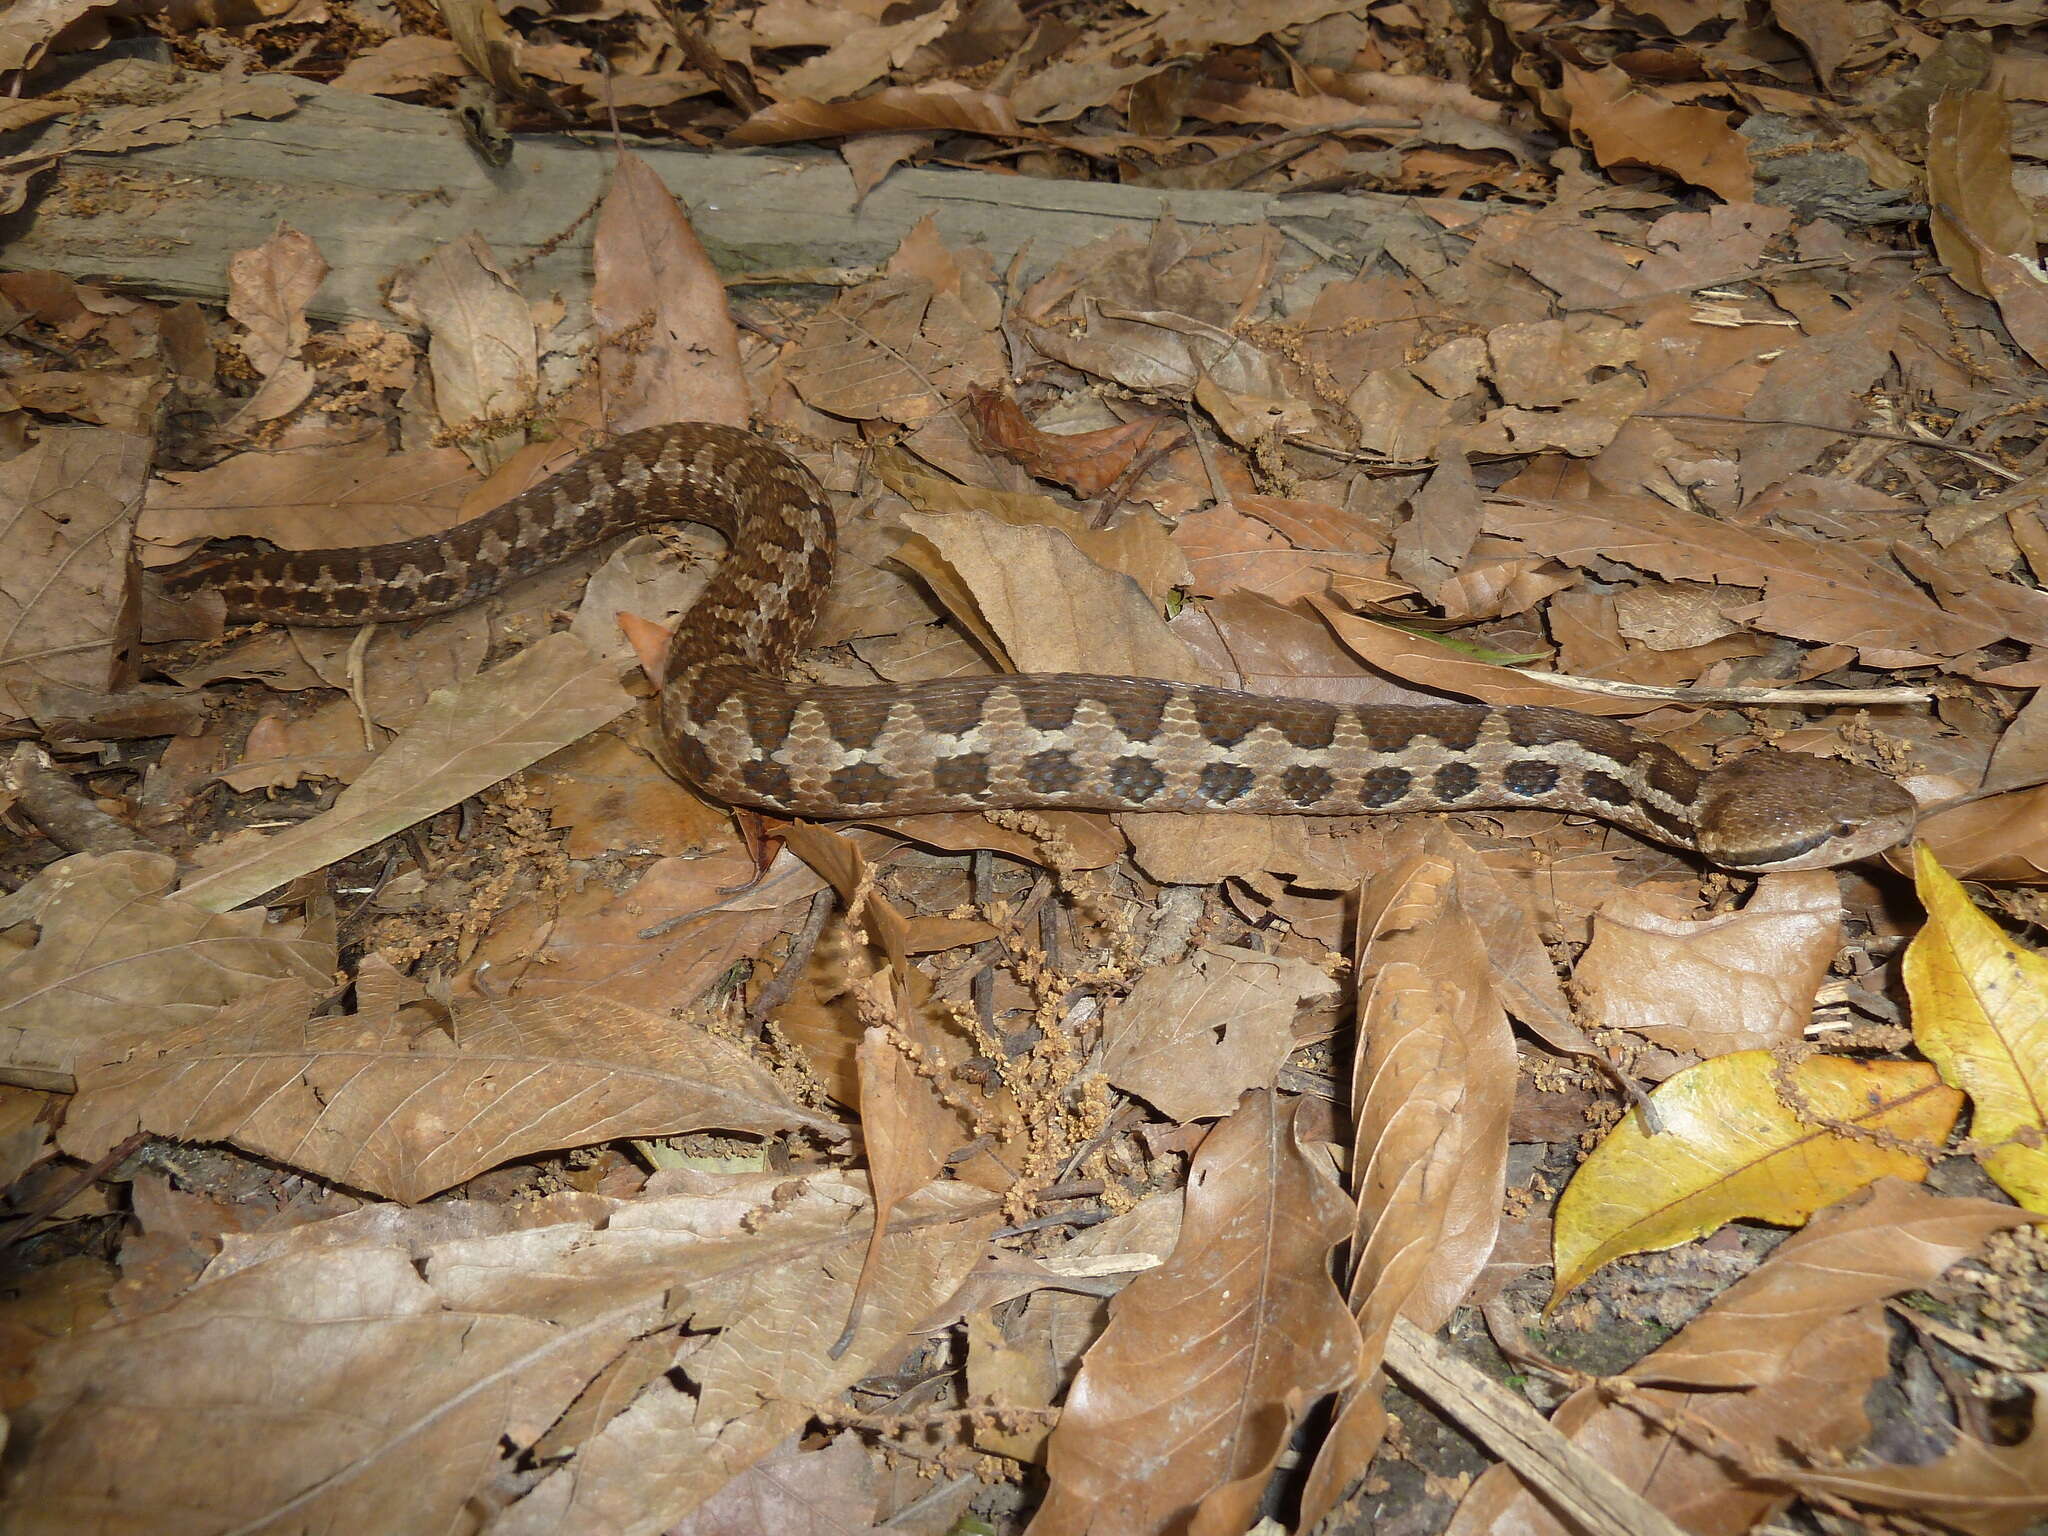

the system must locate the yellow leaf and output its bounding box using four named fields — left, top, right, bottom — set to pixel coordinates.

left=1906, top=843, right=2048, bottom=1213
left=1552, top=1051, right=1962, bottom=1304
